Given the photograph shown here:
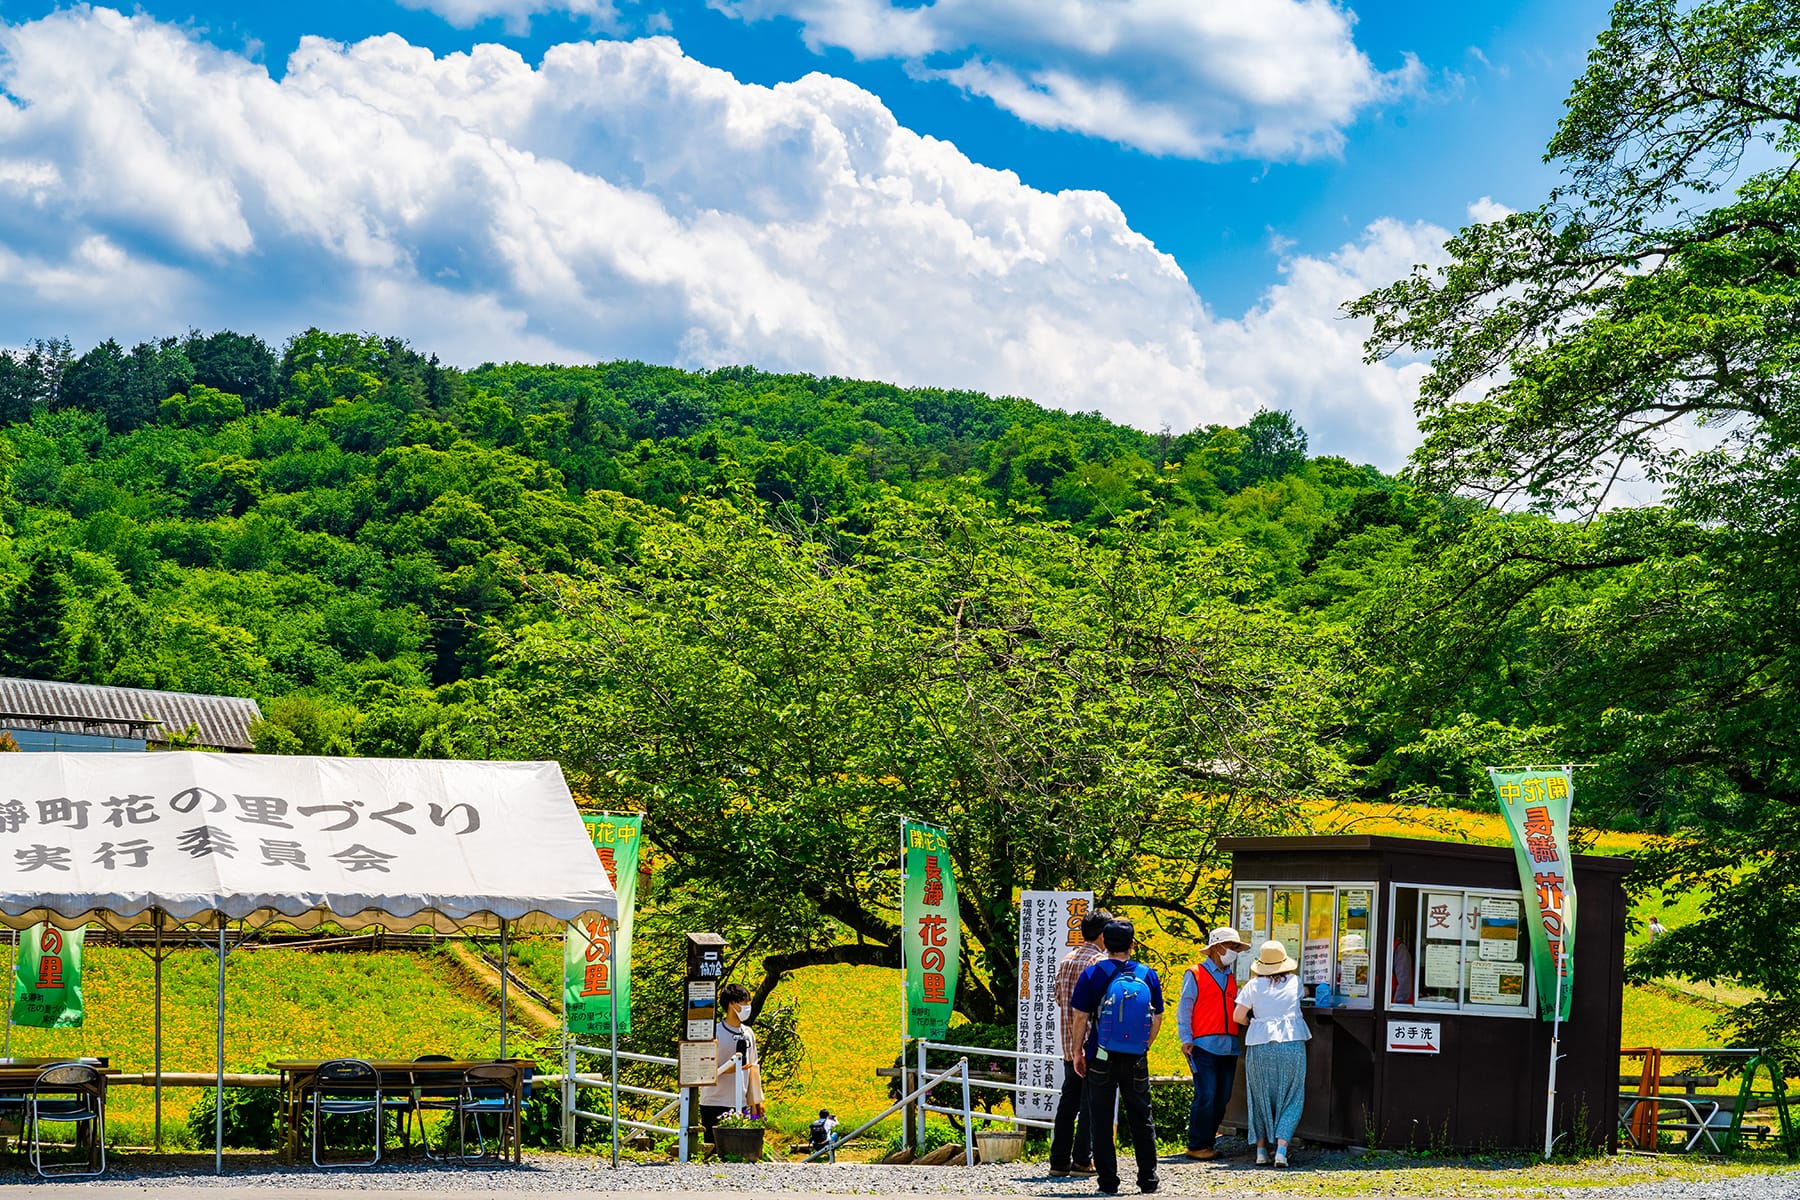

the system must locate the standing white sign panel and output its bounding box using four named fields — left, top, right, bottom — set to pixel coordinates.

left=1015, top=890, right=1093, bottom=1120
